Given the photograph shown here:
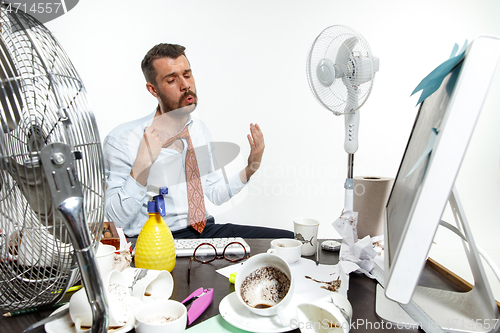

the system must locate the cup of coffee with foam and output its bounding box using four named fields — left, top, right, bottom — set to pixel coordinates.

left=235, top=253, right=294, bottom=327
left=267, top=238, right=302, bottom=264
